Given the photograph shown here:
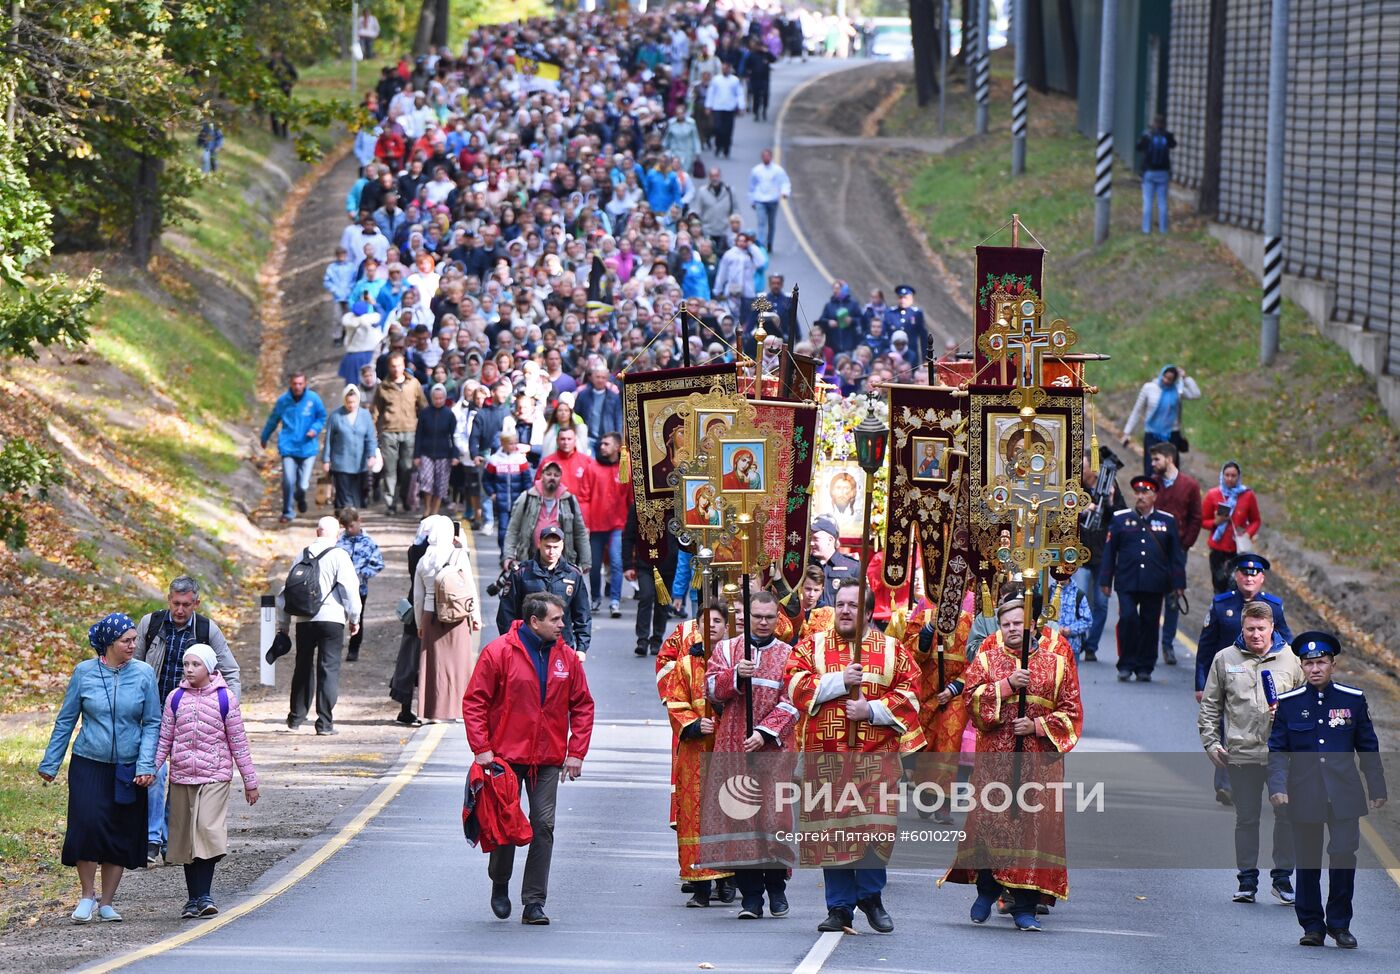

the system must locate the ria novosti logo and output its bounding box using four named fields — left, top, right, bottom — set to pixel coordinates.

left=717, top=774, right=764, bottom=821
